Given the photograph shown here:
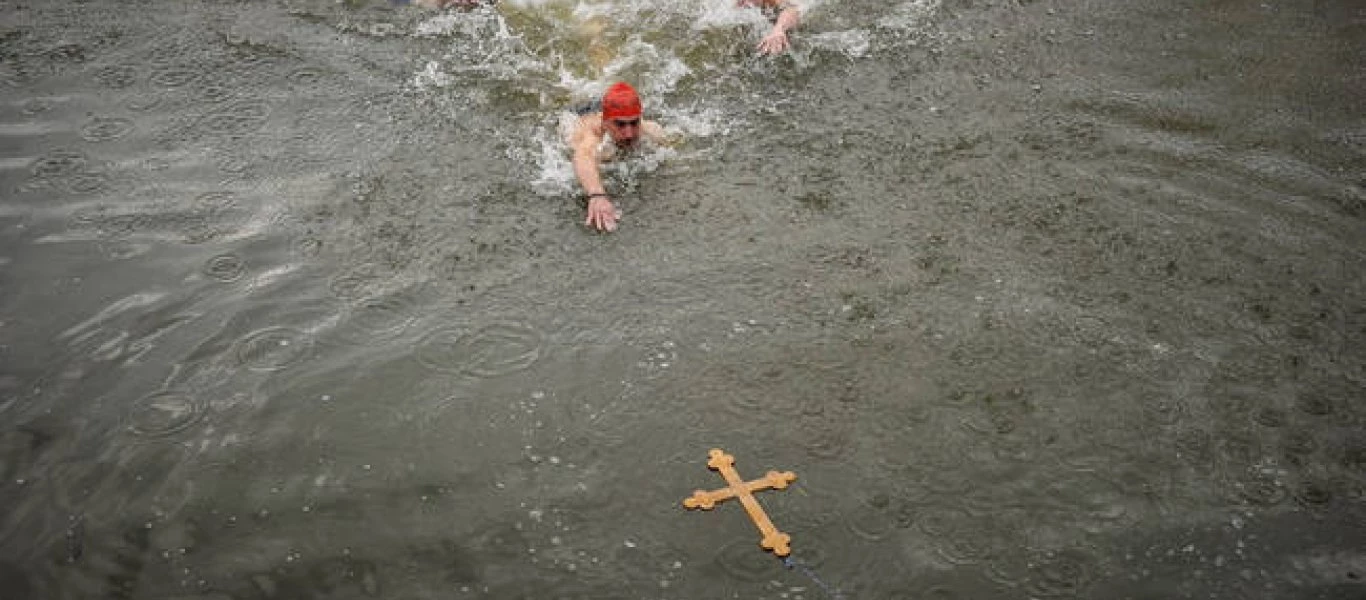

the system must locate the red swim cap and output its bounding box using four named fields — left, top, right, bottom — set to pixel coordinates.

left=601, top=82, right=642, bottom=120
